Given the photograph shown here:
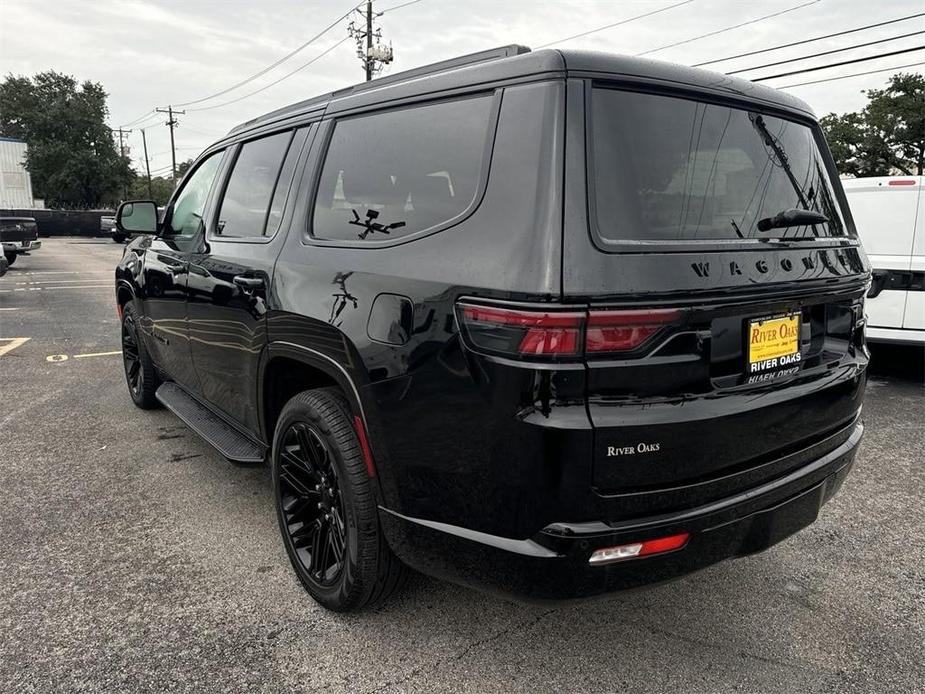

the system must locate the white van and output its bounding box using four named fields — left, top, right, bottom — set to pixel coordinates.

left=842, top=176, right=924, bottom=345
